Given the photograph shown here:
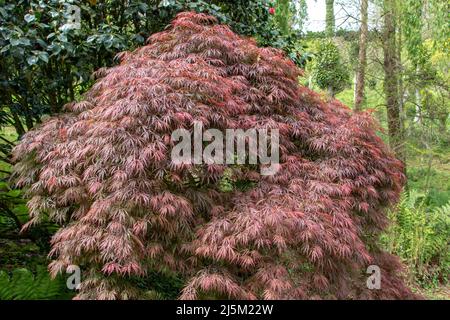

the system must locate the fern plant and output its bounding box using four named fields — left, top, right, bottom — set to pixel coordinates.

left=0, top=267, right=72, bottom=300
left=382, top=190, right=450, bottom=286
